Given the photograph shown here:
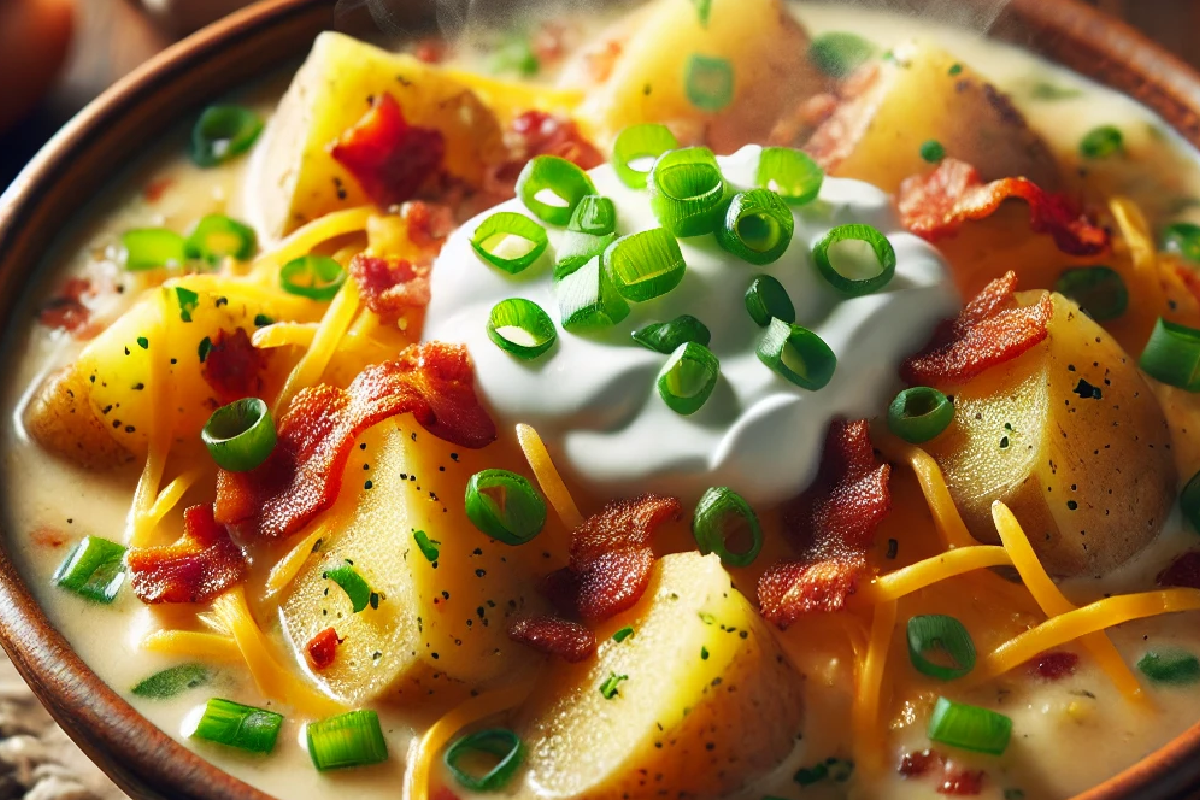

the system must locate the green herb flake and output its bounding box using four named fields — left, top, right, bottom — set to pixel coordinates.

left=698, top=611, right=716, bottom=625
left=793, top=762, right=829, bottom=786
left=948, top=63, right=963, bottom=76
left=599, top=672, right=628, bottom=700
left=198, top=336, right=213, bottom=364
left=174, top=287, right=200, bottom=323
left=1027, top=80, right=1083, bottom=101
left=253, top=314, right=274, bottom=327
left=136, top=336, right=149, bottom=349
left=692, top=0, right=712, bottom=26
left=413, top=529, right=441, bottom=563
left=1079, top=125, right=1124, bottom=159
left=700, top=646, right=709, bottom=660
left=1000, top=435, right=1010, bottom=449
left=131, top=663, right=210, bottom=699
left=920, top=140, right=946, bottom=163
left=612, top=626, right=635, bottom=643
